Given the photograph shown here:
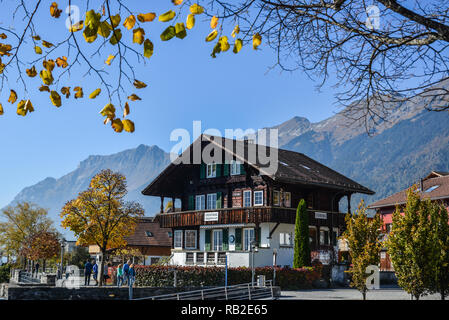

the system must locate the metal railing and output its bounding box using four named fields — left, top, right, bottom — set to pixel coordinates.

left=133, top=280, right=274, bottom=301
